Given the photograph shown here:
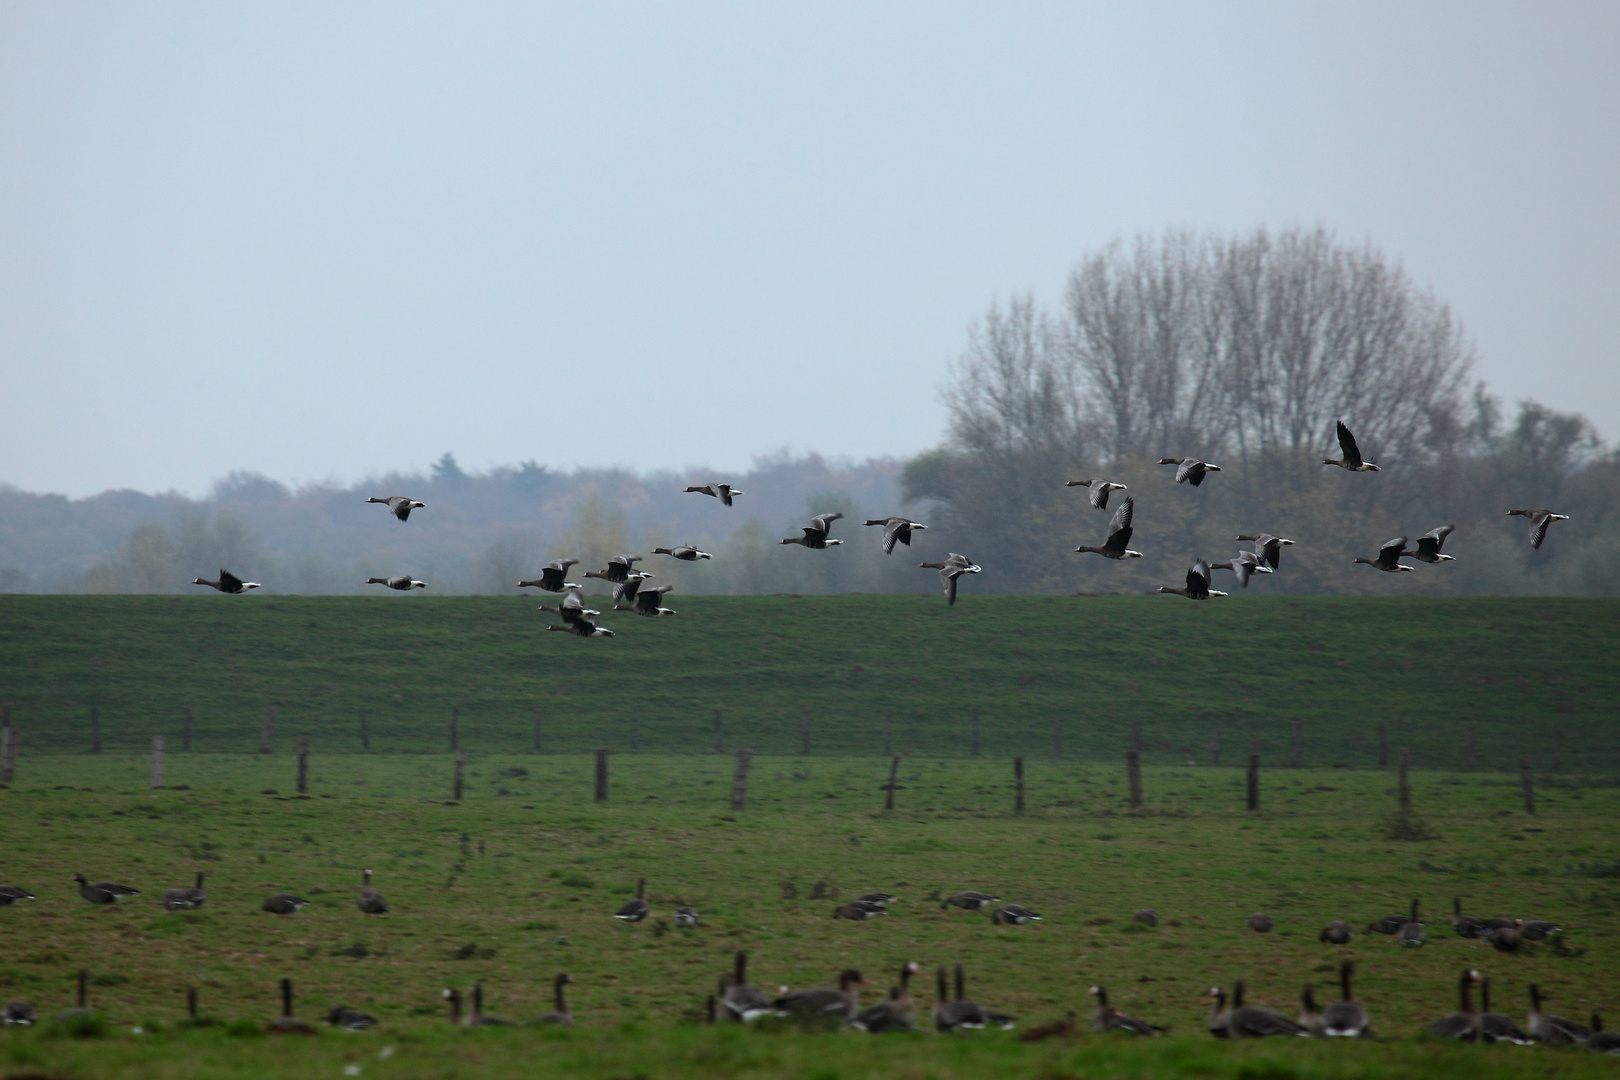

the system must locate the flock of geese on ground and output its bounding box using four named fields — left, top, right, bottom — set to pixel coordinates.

left=186, top=422, right=1573, bottom=620
left=5, top=874, right=1613, bottom=1051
